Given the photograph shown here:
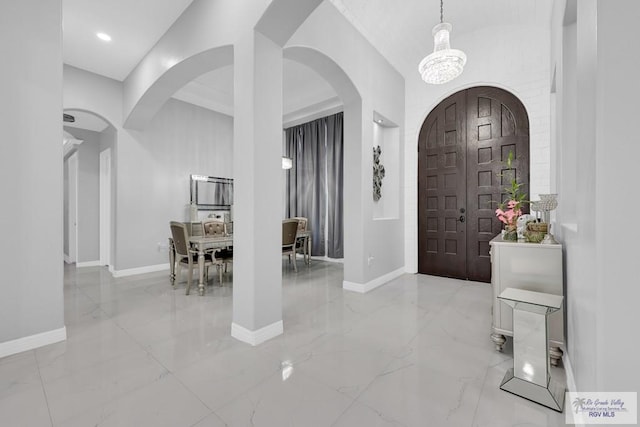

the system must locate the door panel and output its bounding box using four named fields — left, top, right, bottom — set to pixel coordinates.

left=465, top=87, right=530, bottom=282
left=418, top=91, right=467, bottom=279
left=418, top=87, right=529, bottom=282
